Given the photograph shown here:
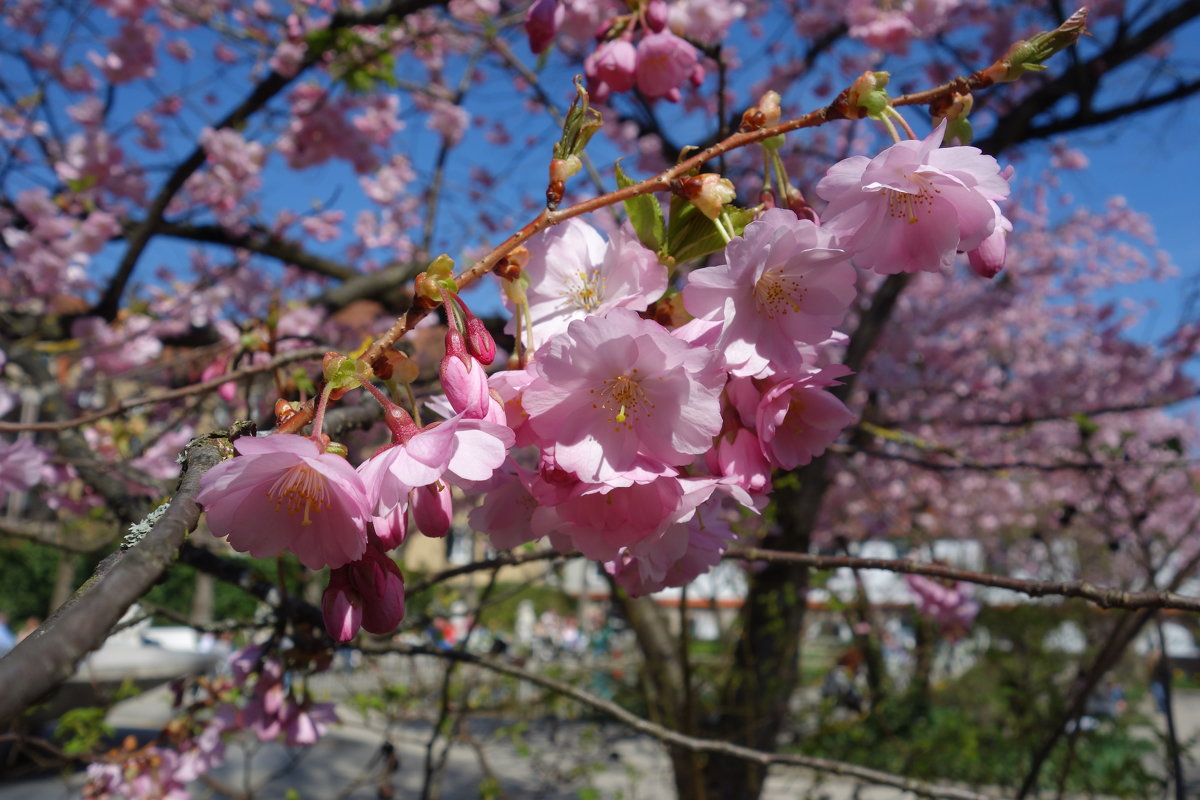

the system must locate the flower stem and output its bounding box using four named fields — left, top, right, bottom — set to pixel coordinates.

left=713, top=215, right=732, bottom=244
left=309, top=382, right=336, bottom=443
